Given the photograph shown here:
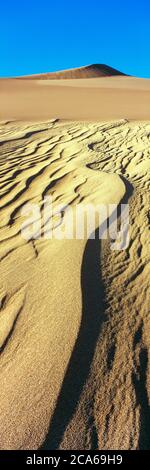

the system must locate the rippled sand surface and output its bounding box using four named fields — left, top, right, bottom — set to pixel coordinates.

left=0, top=118, right=149, bottom=449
